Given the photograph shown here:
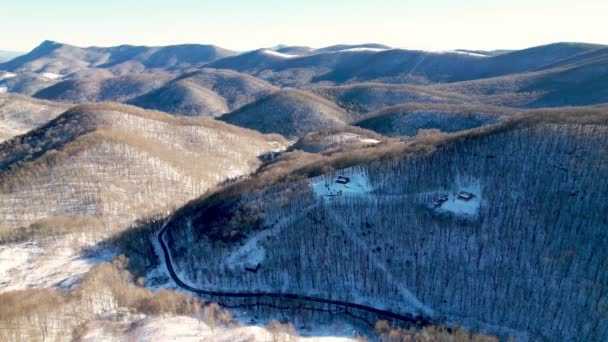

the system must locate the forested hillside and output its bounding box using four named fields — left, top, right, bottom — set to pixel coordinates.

left=355, top=104, right=515, bottom=136
left=162, top=108, right=608, bottom=341
left=0, top=103, right=285, bottom=230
